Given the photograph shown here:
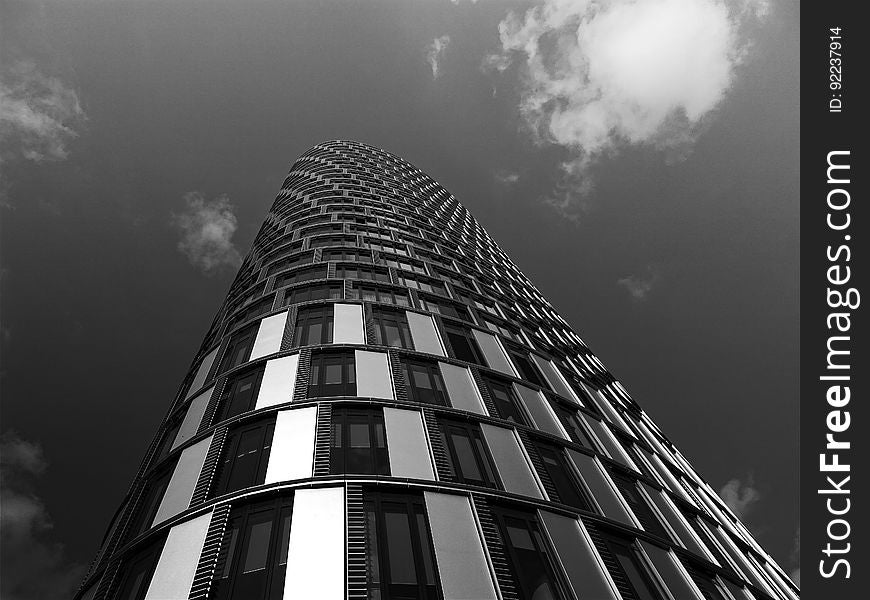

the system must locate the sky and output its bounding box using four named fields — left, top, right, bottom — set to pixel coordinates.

left=0, top=0, right=799, bottom=597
